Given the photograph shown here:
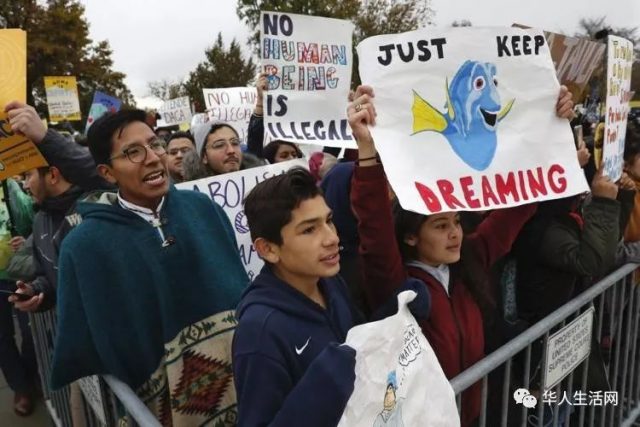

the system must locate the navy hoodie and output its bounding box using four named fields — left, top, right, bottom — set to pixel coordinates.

left=320, top=162, right=358, bottom=258
left=233, top=265, right=357, bottom=427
